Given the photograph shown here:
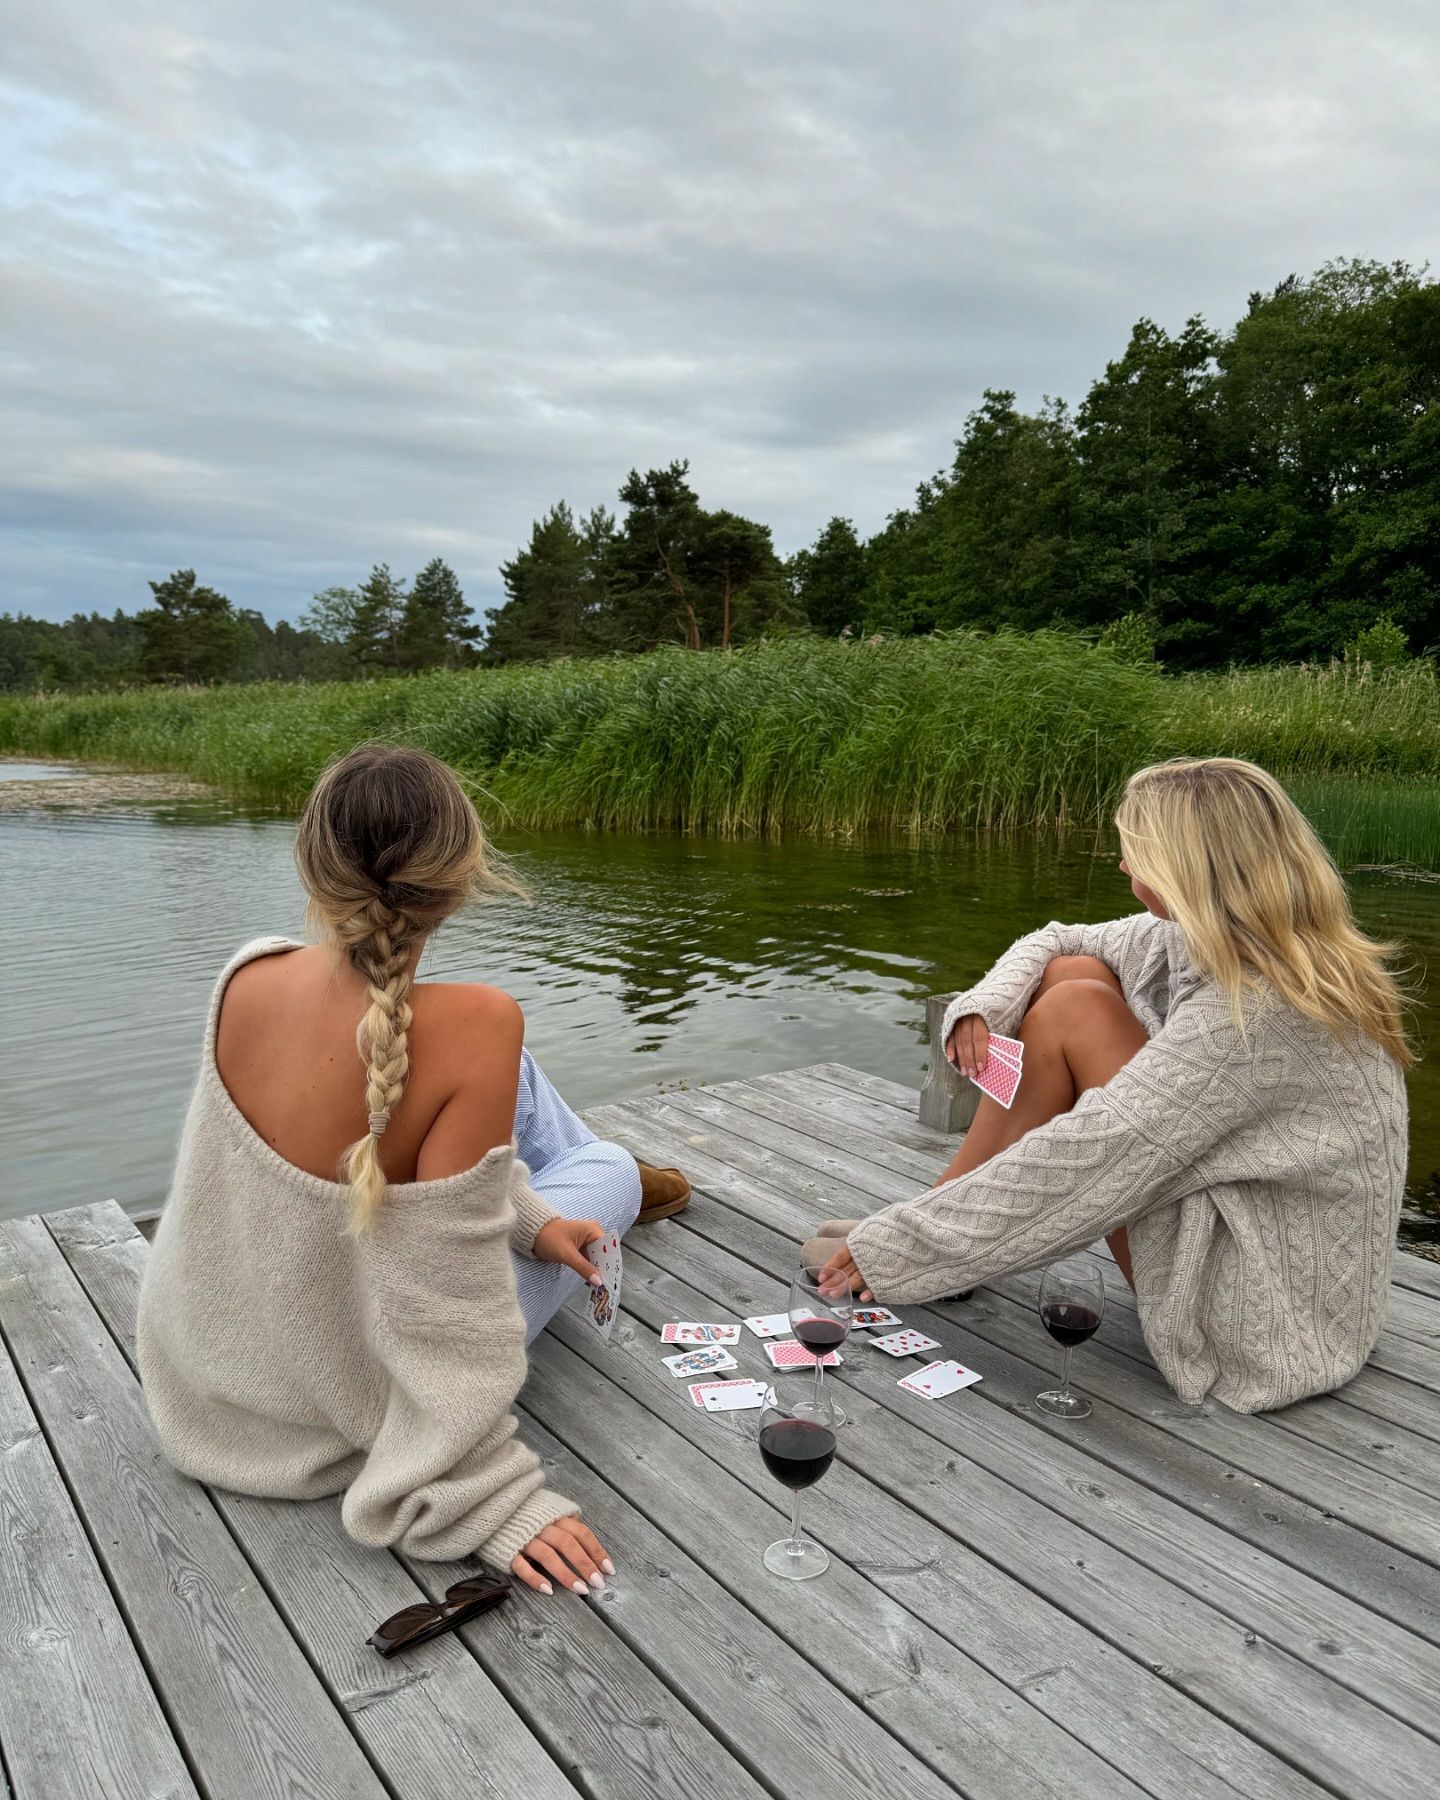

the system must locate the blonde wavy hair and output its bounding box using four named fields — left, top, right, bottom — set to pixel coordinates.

left=295, top=744, right=525, bottom=1231
left=1114, top=757, right=1412, bottom=1068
